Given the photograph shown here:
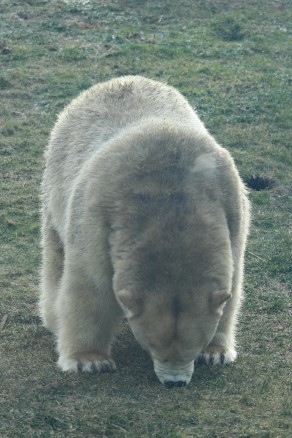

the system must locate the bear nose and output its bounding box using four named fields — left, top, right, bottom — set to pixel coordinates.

left=164, top=380, right=186, bottom=388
